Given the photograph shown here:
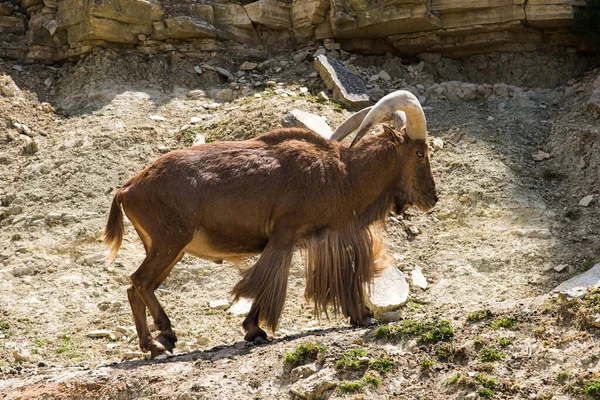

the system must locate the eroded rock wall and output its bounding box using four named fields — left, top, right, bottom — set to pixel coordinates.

left=0, top=0, right=590, bottom=65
